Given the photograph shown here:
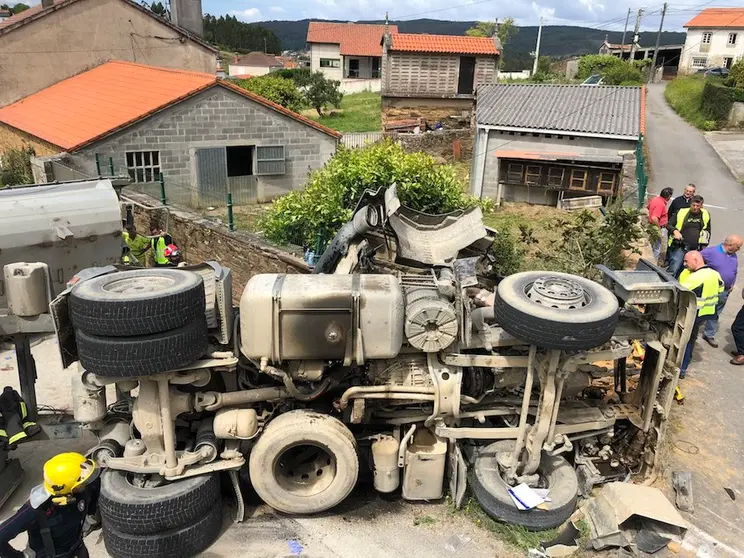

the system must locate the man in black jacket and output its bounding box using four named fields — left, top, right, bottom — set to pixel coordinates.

left=668, top=183, right=696, bottom=227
